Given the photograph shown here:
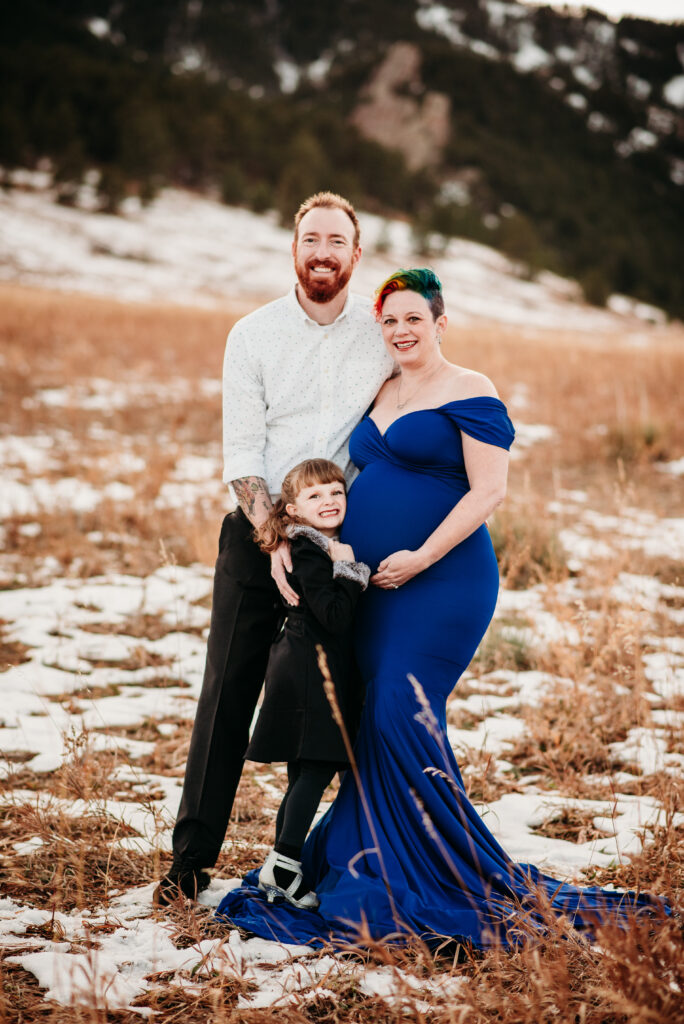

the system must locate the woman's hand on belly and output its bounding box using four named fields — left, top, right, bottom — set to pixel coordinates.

left=371, top=549, right=429, bottom=589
